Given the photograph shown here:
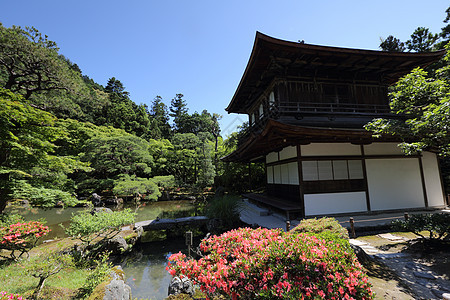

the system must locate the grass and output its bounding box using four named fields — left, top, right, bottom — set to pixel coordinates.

left=0, top=251, right=90, bottom=297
